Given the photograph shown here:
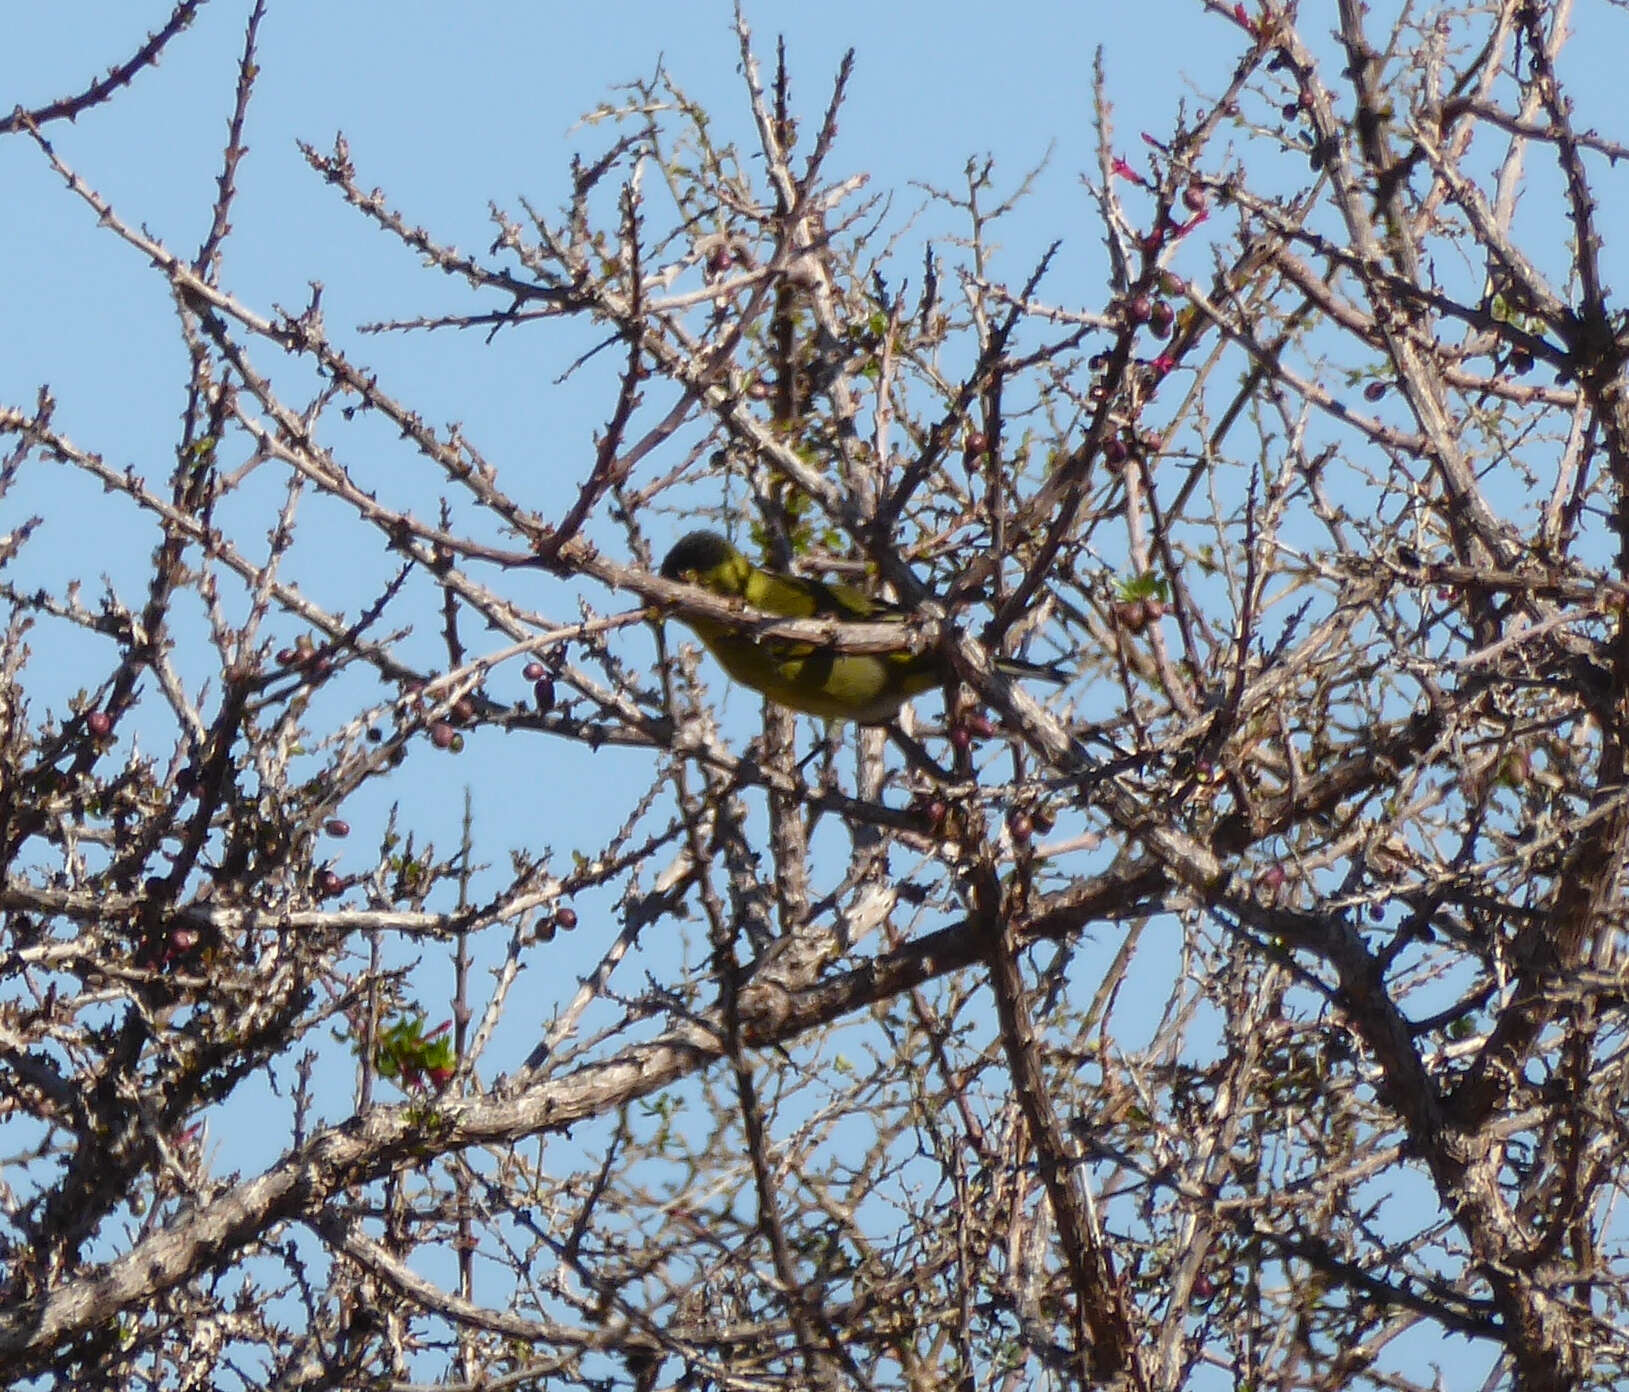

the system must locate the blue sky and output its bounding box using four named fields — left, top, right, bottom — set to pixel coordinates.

left=3, top=1, right=1211, bottom=434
